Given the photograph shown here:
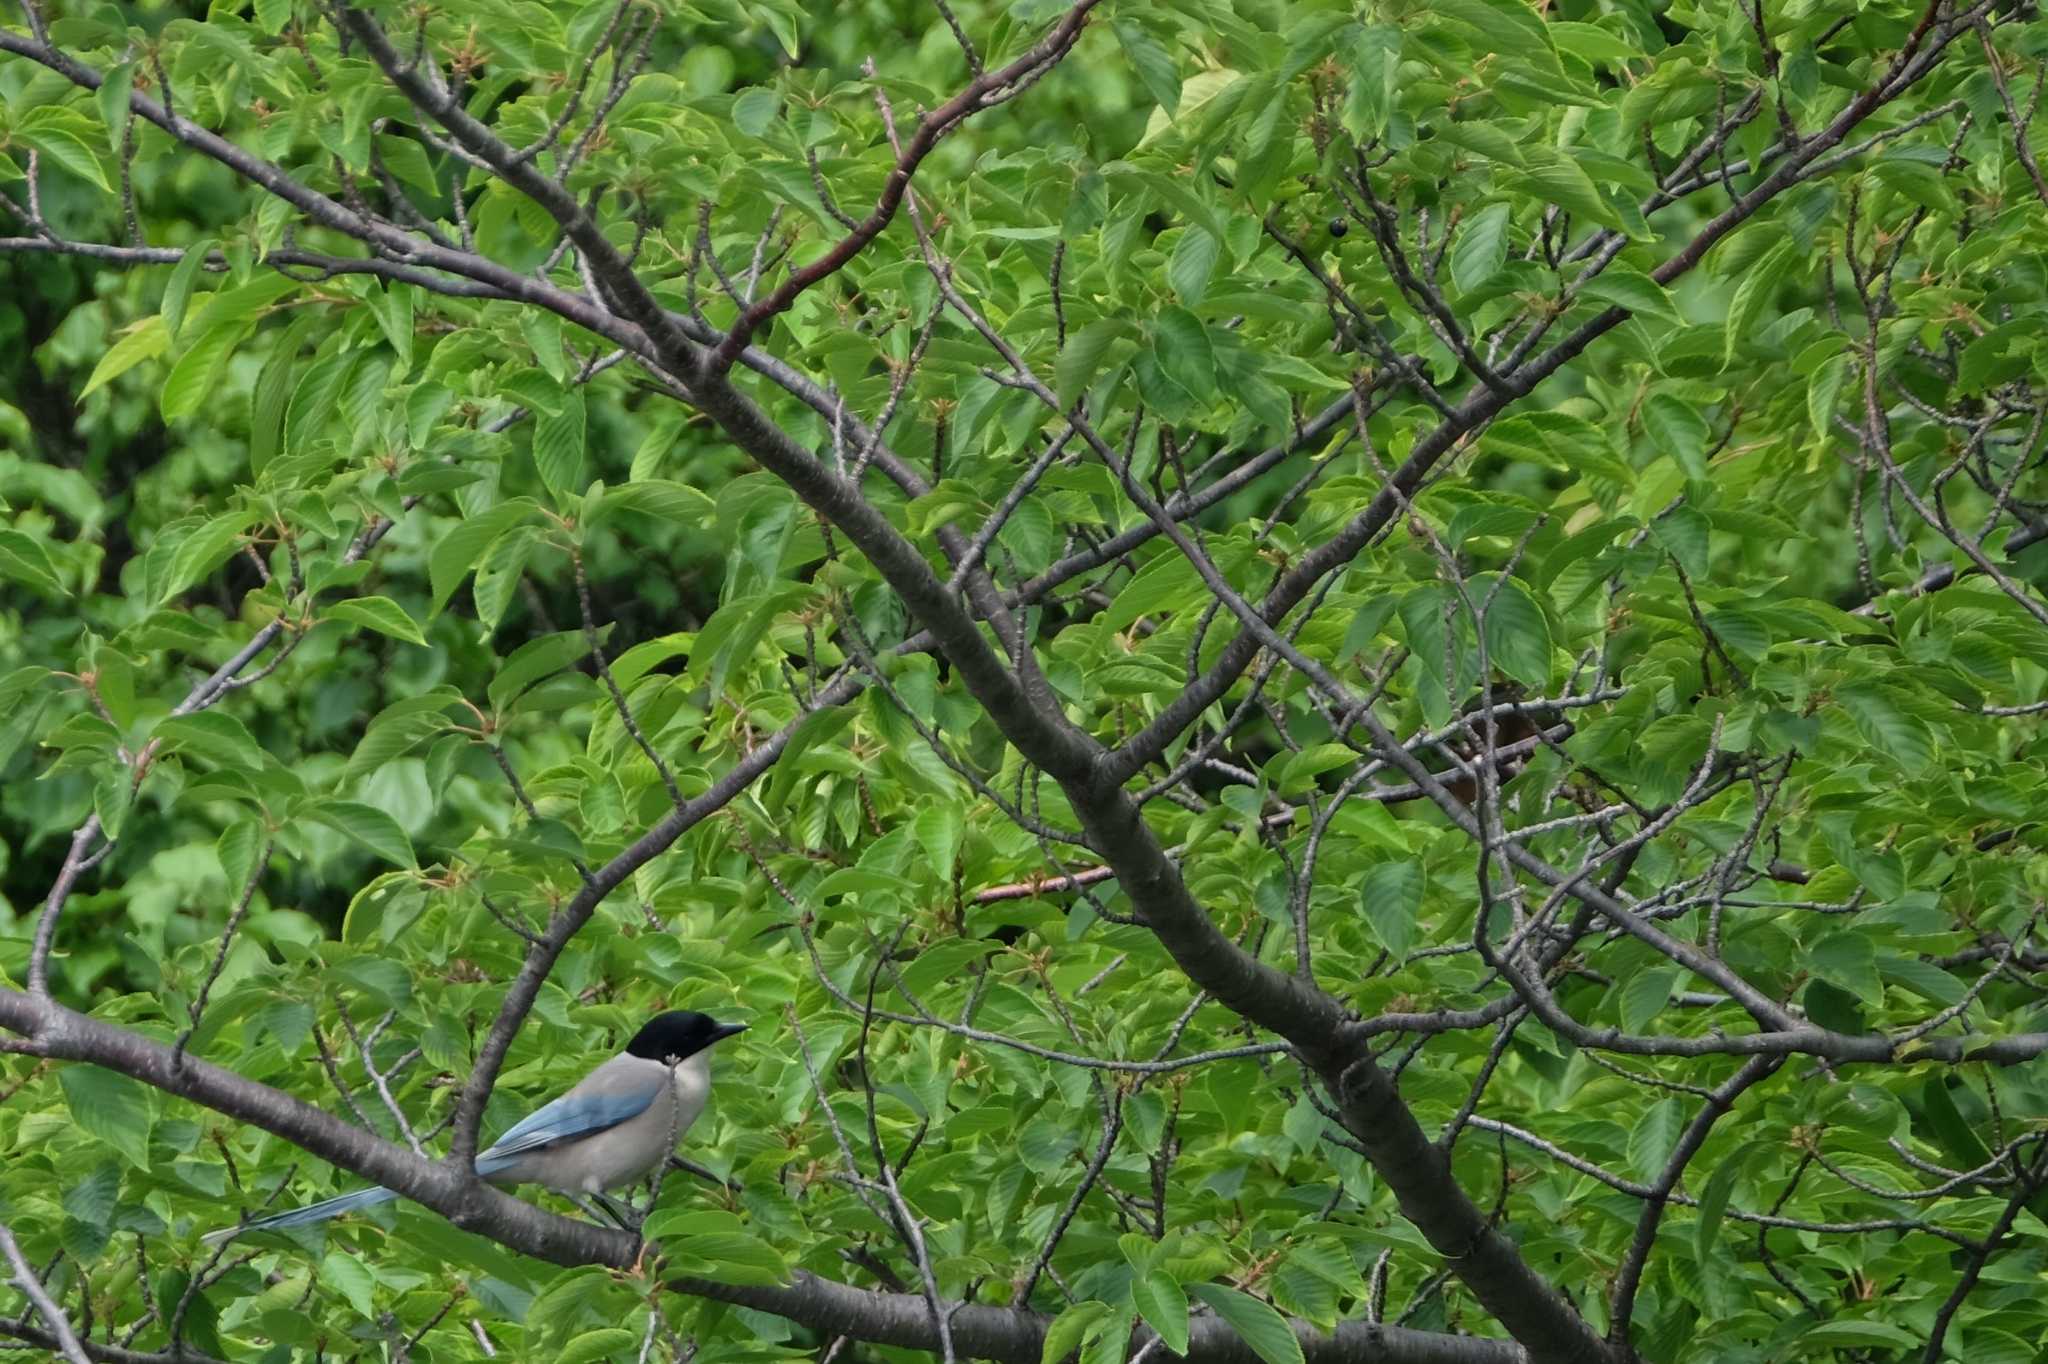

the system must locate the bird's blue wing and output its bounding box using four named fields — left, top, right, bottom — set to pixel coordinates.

left=203, top=1185, right=399, bottom=1243
left=476, top=1083, right=660, bottom=1165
